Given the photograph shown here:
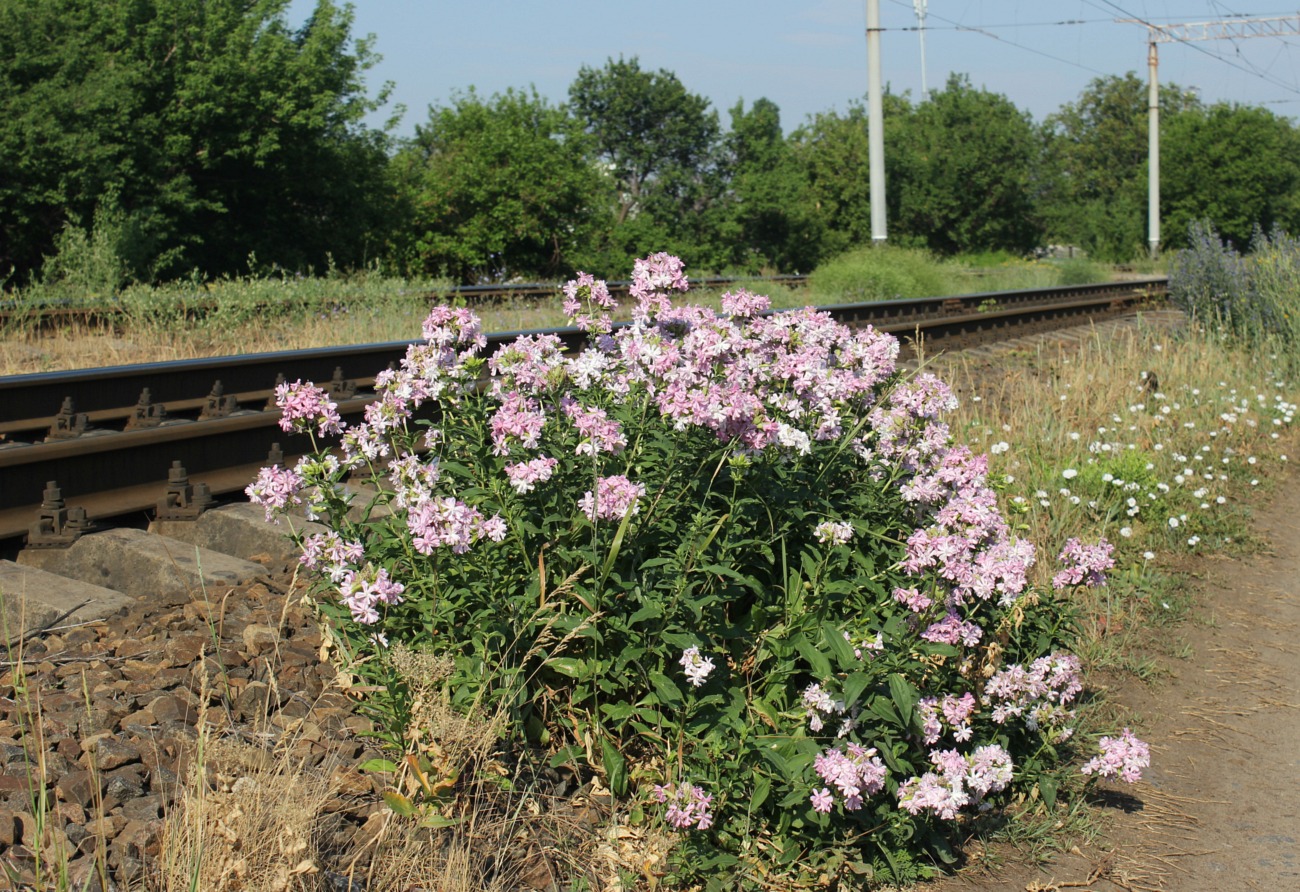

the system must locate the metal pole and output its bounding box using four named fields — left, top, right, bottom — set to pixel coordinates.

left=867, top=0, right=887, bottom=243
left=1148, top=39, right=1161, bottom=259
left=914, top=0, right=929, bottom=100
